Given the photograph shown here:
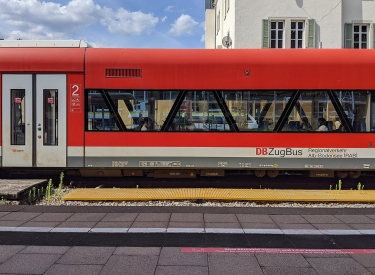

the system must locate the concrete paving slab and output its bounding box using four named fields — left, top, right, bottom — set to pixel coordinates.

left=205, top=222, right=242, bottom=229
left=0, top=220, right=27, bottom=227
left=244, top=229, right=283, bottom=234
left=12, top=226, right=53, bottom=232
left=19, top=246, right=70, bottom=255
left=130, top=221, right=168, bottom=228
left=100, top=255, right=158, bottom=275
left=57, top=246, right=115, bottom=265
left=158, top=247, right=207, bottom=266
left=307, top=257, right=373, bottom=275
left=134, top=213, right=171, bottom=222
left=270, top=215, right=309, bottom=224
left=262, top=267, right=319, bottom=275
left=155, top=266, right=209, bottom=275
left=278, top=224, right=317, bottom=230
left=348, top=224, right=375, bottom=230
left=236, top=214, right=275, bottom=223
left=205, top=228, right=244, bottom=234
left=18, top=221, right=61, bottom=228
left=0, top=212, right=41, bottom=221
left=66, top=213, right=106, bottom=222
left=0, top=245, right=25, bottom=263
left=114, top=247, right=161, bottom=256
left=167, top=228, right=205, bottom=233
left=335, top=215, right=375, bottom=224
left=170, top=213, right=204, bottom=222
left=204, top=214, right=238, bottom=223
left=0, top=253, right=60, bottom=274
left=351, top=254, right=375, bottom=268
left=282, top=229, right=323, bottom=235
left=256, top=254, right=311, bottom=267
left=44, top=264, right=103, bottom=275
left=0, top=212, right=10, bottom=218
left=31, top=213, right=74, bottom=222
left=54, top=221, right=97, bottom=228
left=302, top=215, right=343, bottom=224
left=168, top=221, right=204, bottom=228
left=89, top=228, right=128, bottom=233
left=101, top=213, right=138, bottom=222
left=92, top=221, right=132, bottom=228
left=240, top=222, right=279, bottom=229
left=208, top=254, right=264, bottom=275
left=312, top=223, right=355, bottom=230
left=0, top=179, right=47, bottom=199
